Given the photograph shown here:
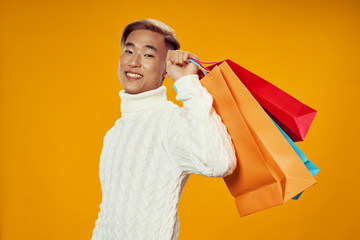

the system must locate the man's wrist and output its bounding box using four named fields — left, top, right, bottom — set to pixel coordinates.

left=173, top=74, right=200, bottom=92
